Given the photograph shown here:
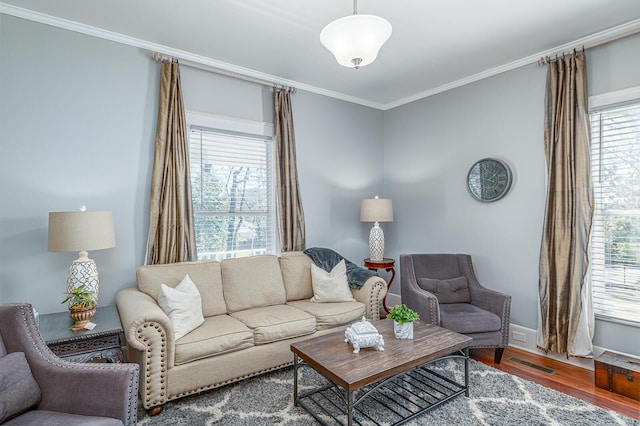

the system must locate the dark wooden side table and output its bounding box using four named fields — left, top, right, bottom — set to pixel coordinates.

left=363, top=258, right=396, bottom=314
left=39, top=305, right=124, bottom=363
